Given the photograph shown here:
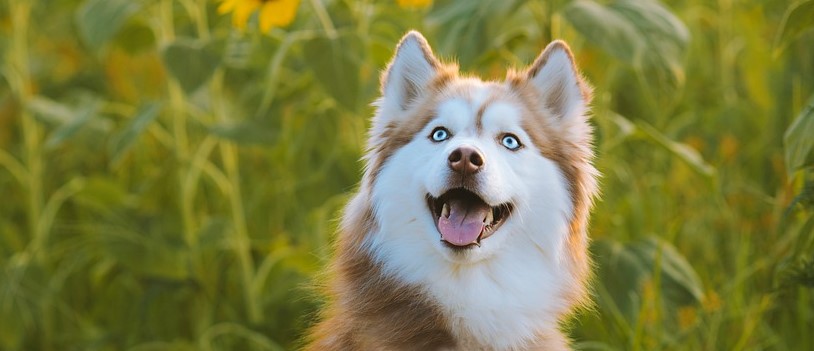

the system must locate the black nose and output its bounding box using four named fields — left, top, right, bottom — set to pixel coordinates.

left=448, top=146, right=484, bottom=174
